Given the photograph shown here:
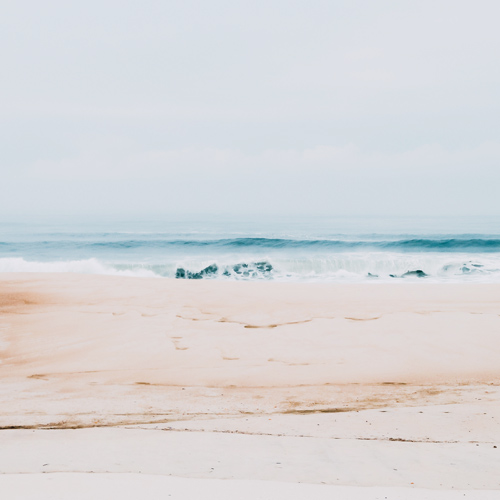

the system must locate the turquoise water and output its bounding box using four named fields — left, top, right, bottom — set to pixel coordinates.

left=1, top=215, right=500, bottom=281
